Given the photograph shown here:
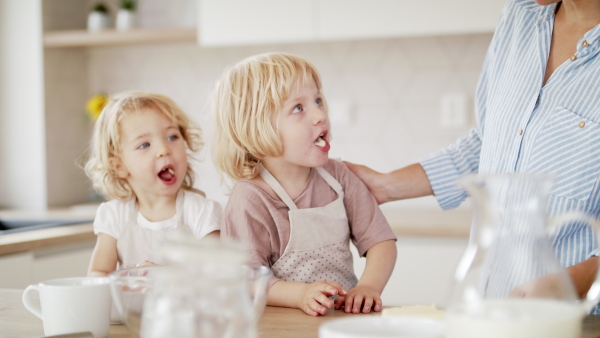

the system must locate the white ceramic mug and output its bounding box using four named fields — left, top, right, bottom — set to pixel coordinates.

left=22, top=277, right=111, bottom=337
